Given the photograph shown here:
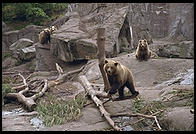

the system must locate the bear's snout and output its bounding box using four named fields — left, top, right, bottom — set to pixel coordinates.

left=107, top=68, right=113, bottom=75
